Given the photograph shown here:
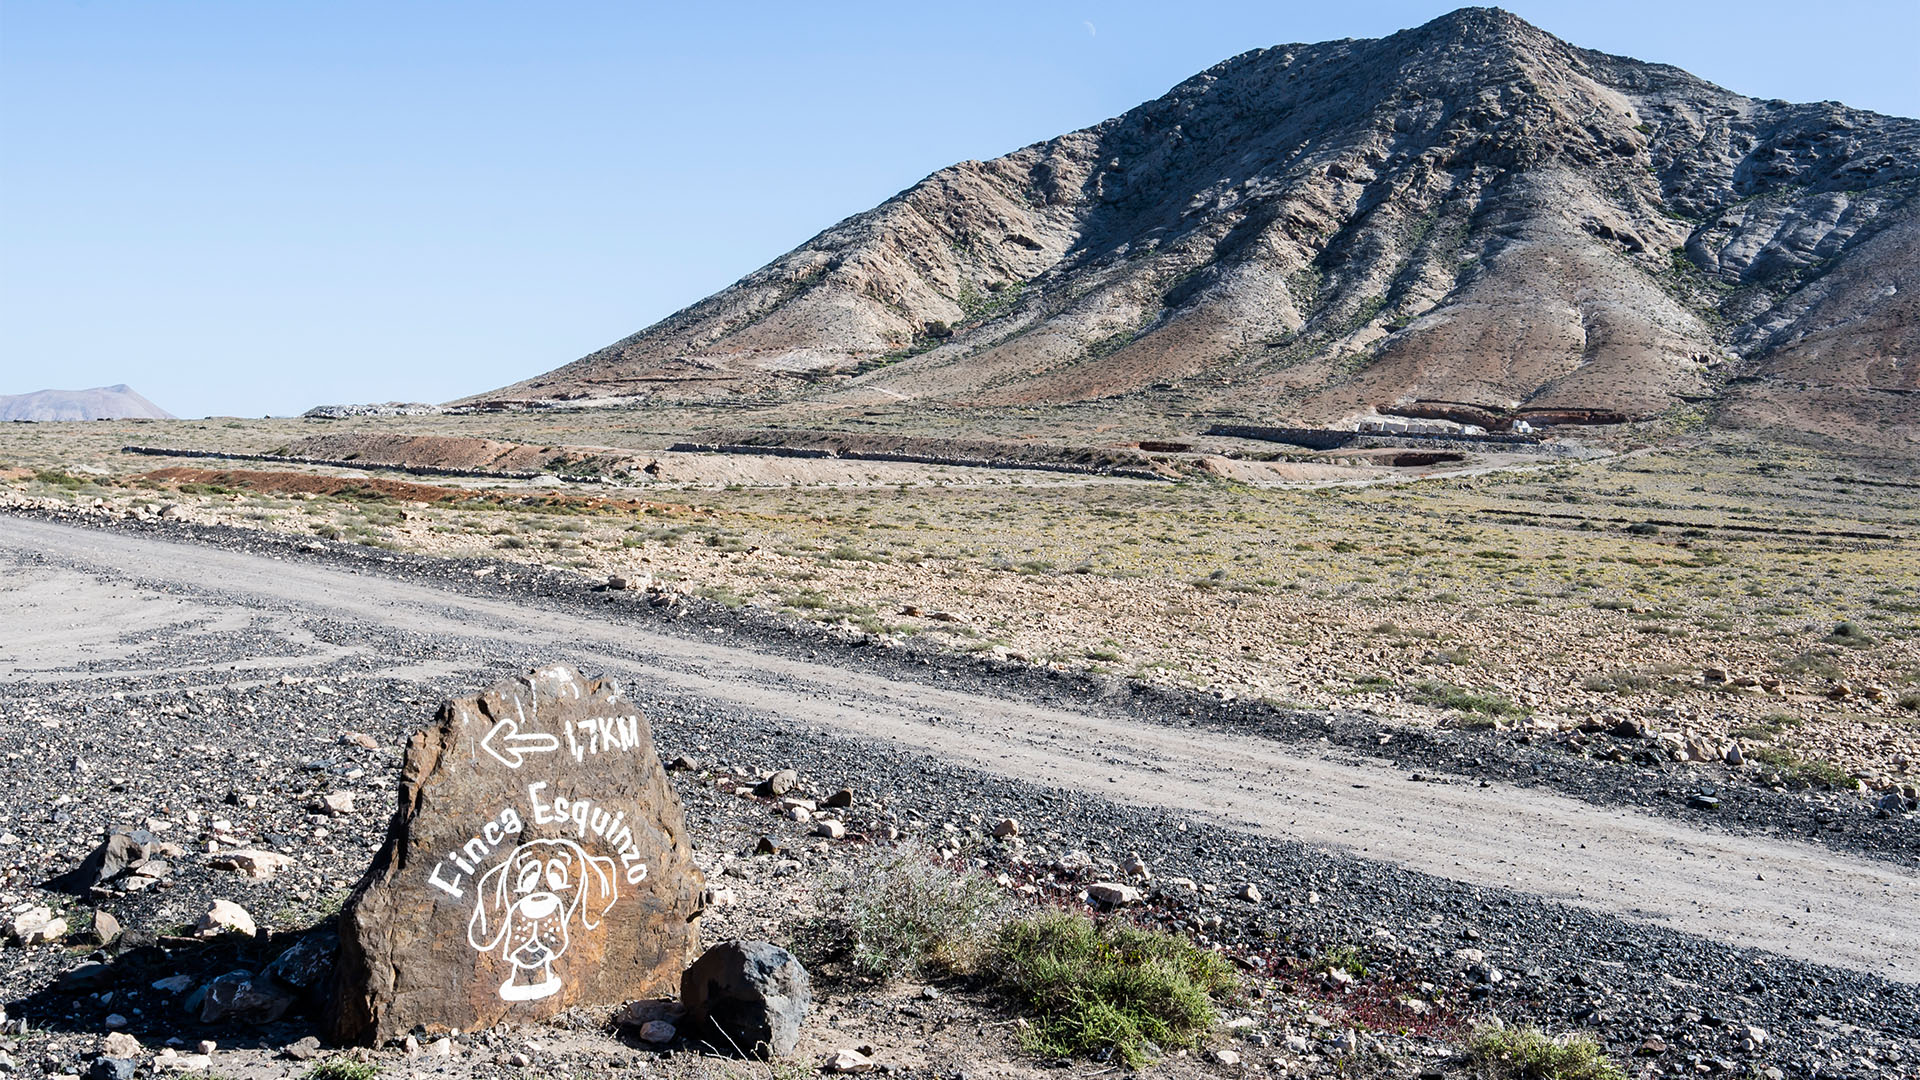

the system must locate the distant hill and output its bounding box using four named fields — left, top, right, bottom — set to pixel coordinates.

left=0, top=384, right=175, bottom=422
left=464, top=7, right=1918, bottom=452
